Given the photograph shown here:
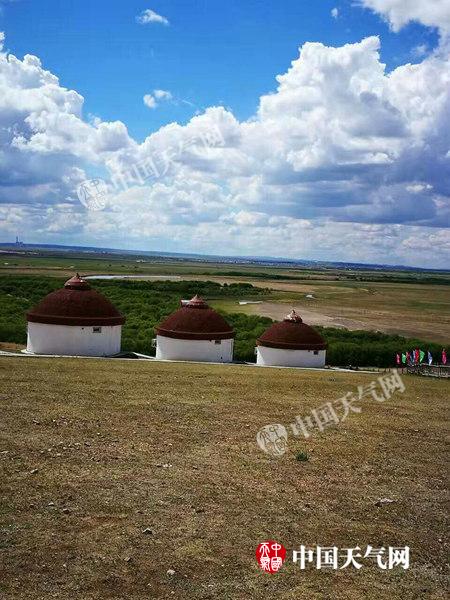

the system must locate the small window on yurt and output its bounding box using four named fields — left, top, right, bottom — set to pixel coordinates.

left=93, top=326, right=102, bottom=333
